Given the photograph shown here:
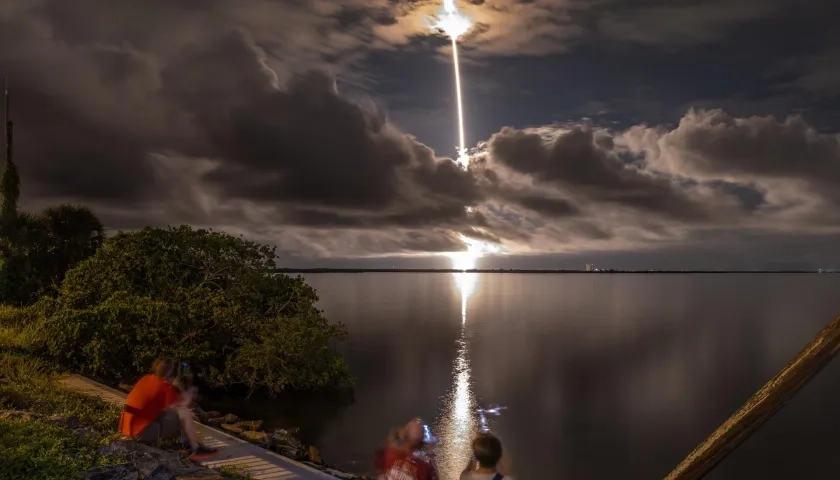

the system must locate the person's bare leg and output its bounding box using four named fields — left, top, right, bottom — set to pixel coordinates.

left=174, top=405, right=199, bottom=450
